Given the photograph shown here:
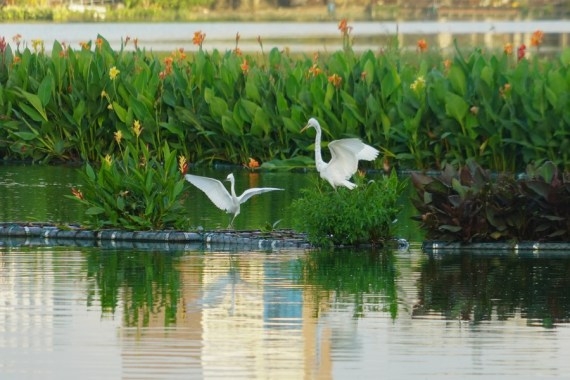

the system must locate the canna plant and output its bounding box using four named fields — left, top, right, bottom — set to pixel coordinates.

left=0, top=28, right=569, bottom=174
left=67, top=120, right=189, bottom=231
